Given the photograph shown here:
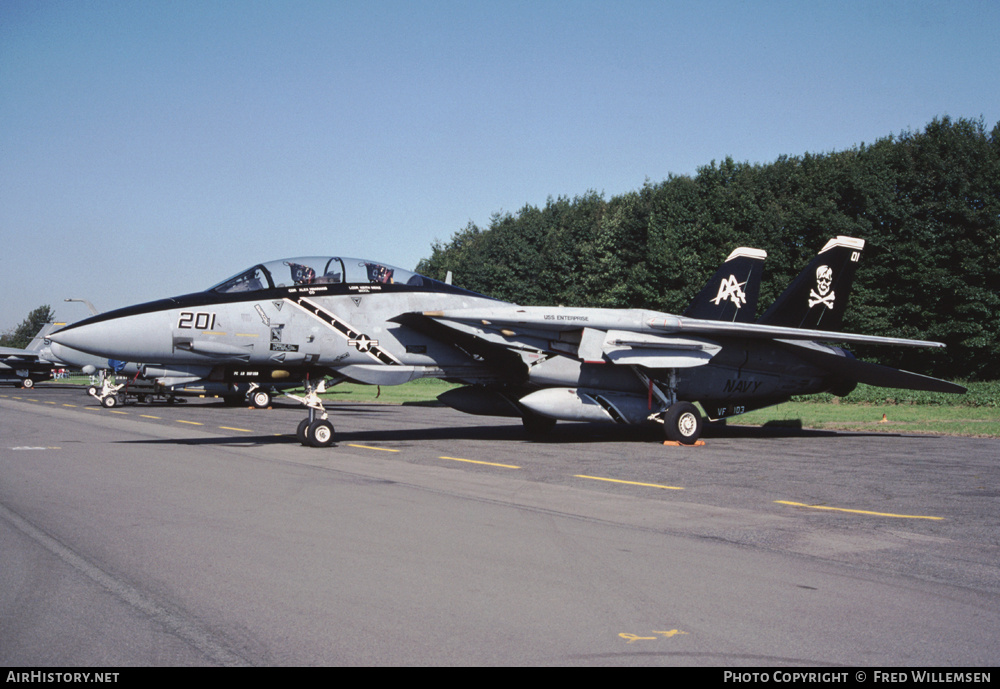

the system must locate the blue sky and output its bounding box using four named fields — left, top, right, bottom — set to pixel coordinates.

left=2, top=0, right=998, bottom=329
